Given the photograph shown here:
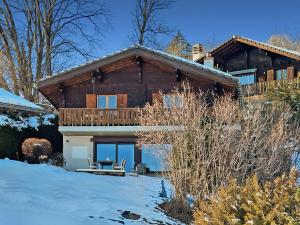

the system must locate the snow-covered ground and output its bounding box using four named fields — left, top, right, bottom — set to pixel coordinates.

left=0, top=160, right=181, bottom=225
